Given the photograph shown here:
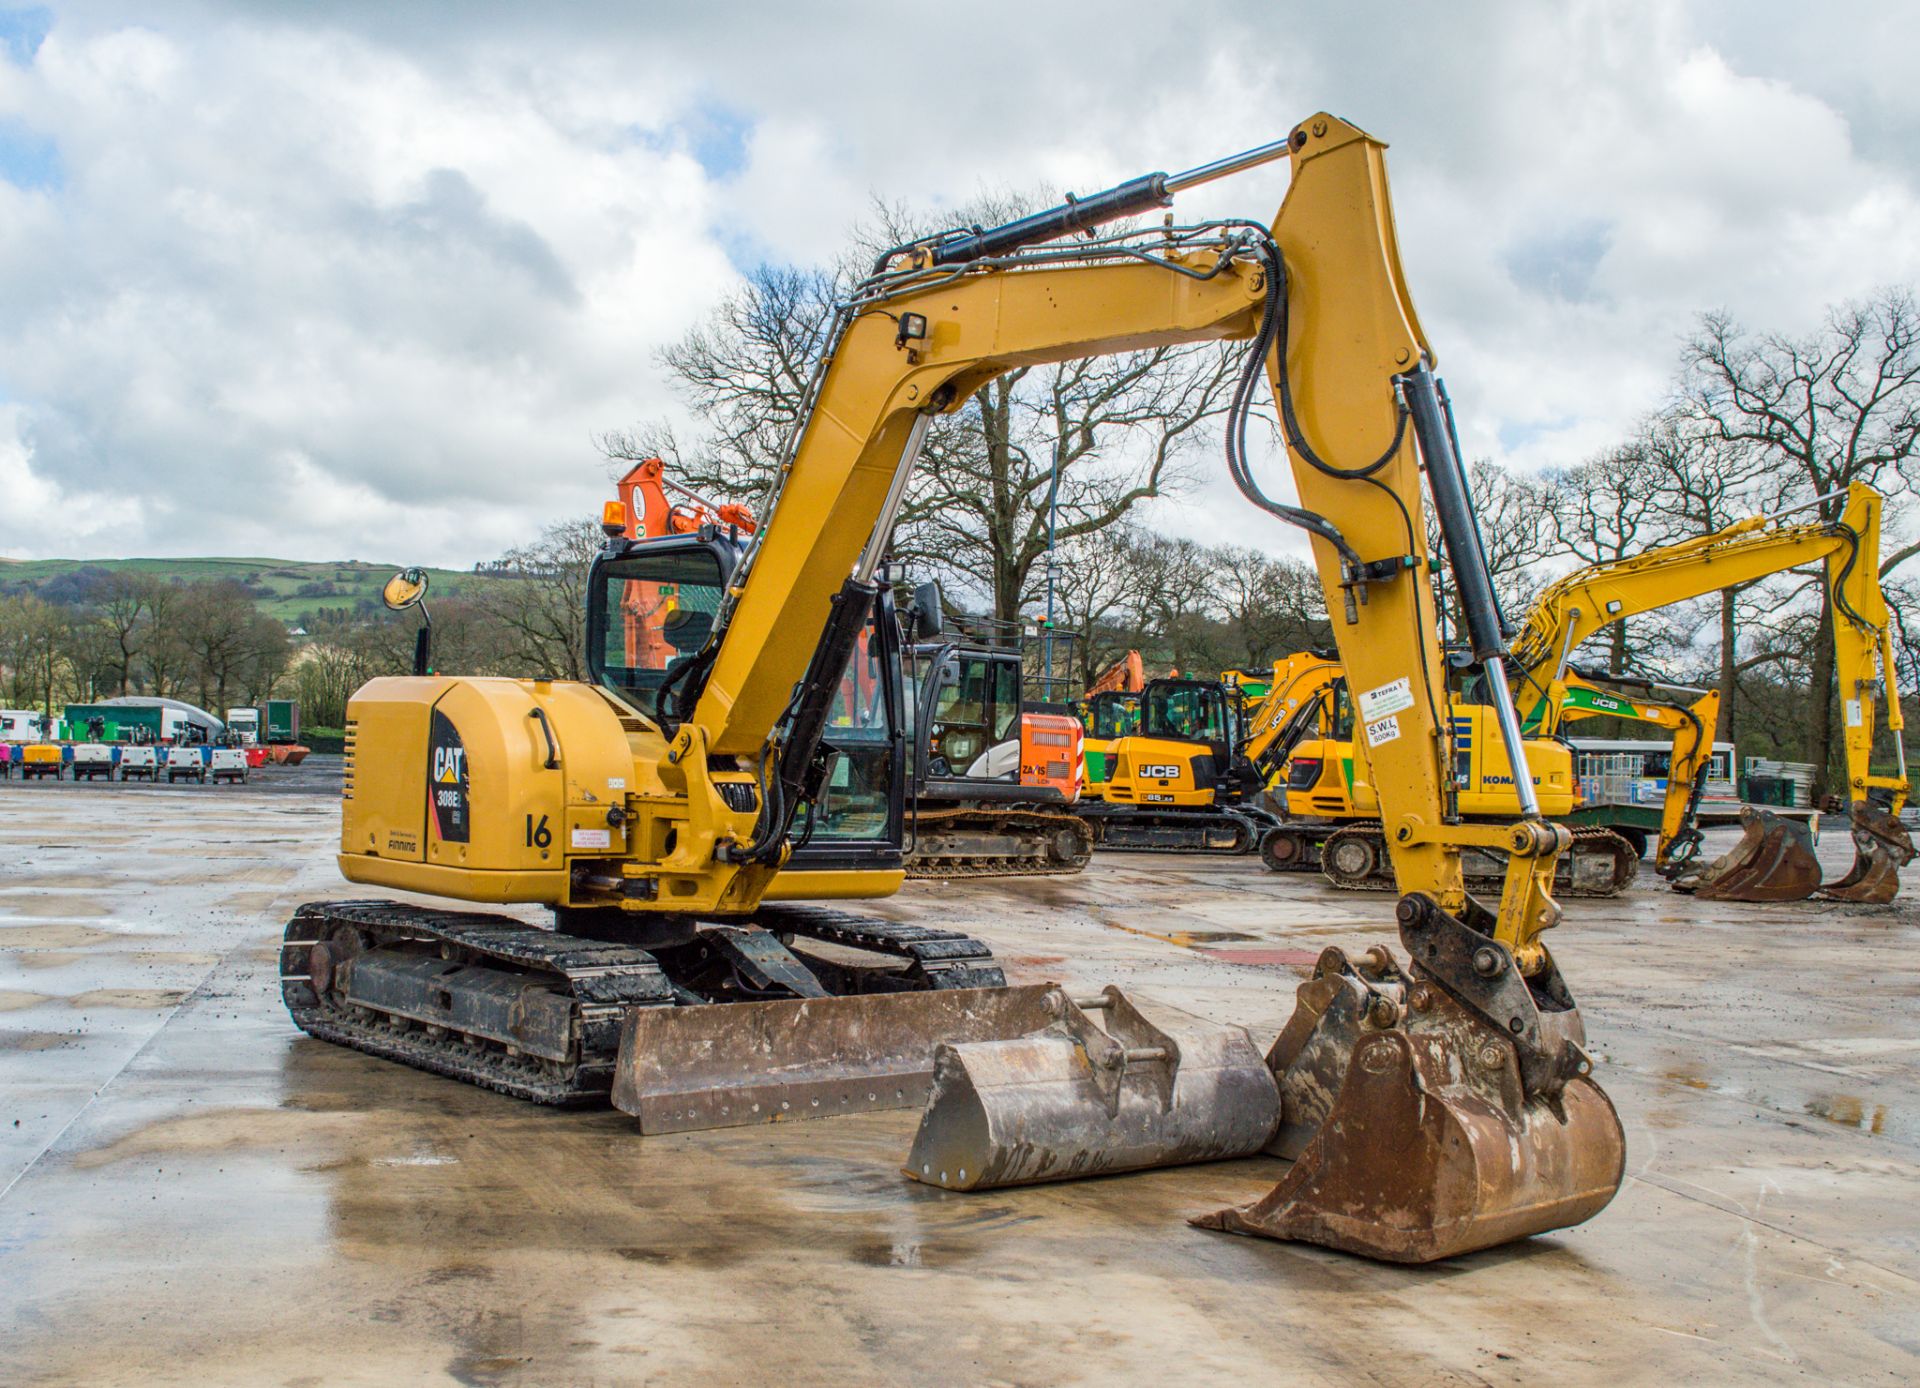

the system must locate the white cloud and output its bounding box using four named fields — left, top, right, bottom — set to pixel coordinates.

left=0, top=1, right=1915, bottom=567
